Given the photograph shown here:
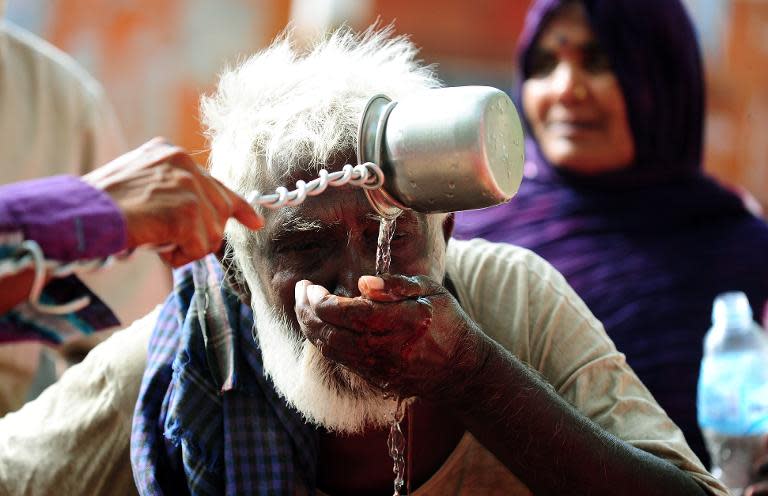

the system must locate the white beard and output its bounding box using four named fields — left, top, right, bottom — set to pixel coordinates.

left=249, top=286, right=400, bottom=434
left=230, top=214, right=447, bottom=434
